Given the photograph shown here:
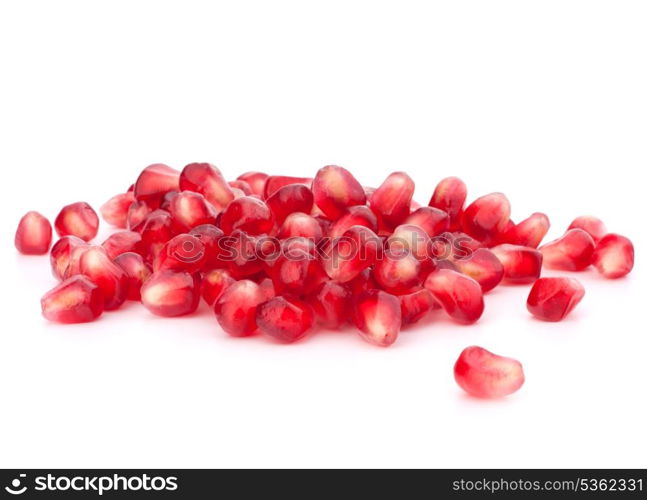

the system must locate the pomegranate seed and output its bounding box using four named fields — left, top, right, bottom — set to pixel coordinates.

left=50, top=236, right=88, bottom=280
left=219, top=196, right=274, bottom=235
left=461, top=193, right=511, bottom=245
left=278, top=212, right=323, bottom=241
left=54, top=202, right=99, bottom=242
left=189, top=224, right=224, bottom=269
left=308, top=281, right=351, bottom=329
left=201, top=268, right=235, bottom=305
left=114, top=252, right=152, bottom=301
left=434, top=258, right=459, bottom=271
left=266, top=183, right=314, bottom=223
left=370, top=172, right=415, bottom=230
left=592, top=233, right=634, bottom=279
left=15, top=211, right=52, bottom=255
left=237, top=171, right=268, bottom=197
left=454, top=346, right=525, bottom=398
left=388, top=224, right=432, bottom=261
left=41, top=275, right=104, bottom=323
left=404, top=207, right=450, bottom=237
left=179, top=162, right=234, bottom=211
left=527, top=277, right=585, bottom=321
left=168, top=191, right=218, bottom=232
left=141, top=270, right=200, bottom=317
left=568, top=215, right=607, bottom=244
left=399, top=288, right=438, bottom=326
left=490, top=244, right=543, bottom=284
left=353, top=289, right=401, bottom=347
left=127, top=200, right=152, bottom=231
left=269, top=237, right=327, bottom=295
left=100, top=192, right=135, bottom=228
left=430, top=232, right=482, bottom=261
left=327, top=205, right=378, bottom=238
left=322, top=226, right=381, bottom=282
left=221, top=230, right=266, bottom=278
left=134, top=164, right=180, bottom=206
left=156, top=233, right=206, bottom=273
left=423, top=269, right=484, bottom=324
left=263, top=175, right=312, bottom=199
left=372, top=247, right=421, bottom=294
left=312, top=165, right=366, bottom=220
left=101, top=231, right=143, bottom=260
left=228, top=180, right=252, bottom=195
left=256, top=296, right=314, bottom=343
left=79, top=246, right=128, bottom=310
left=503, top=212, right=550, bottom=248
left=258, top=277, right=276, bottom=301
left=429, top=177, right=467, bottom=230
left=214, top=279, right=265, bottom=336
left=539, top=229, right=595, bottom=271
left=62, top=243, right=92, bottom=280
left=138, top=210, right=174, bottom=253
left=346, top=268, right=379, bottom=296
left=453, top=248, right=504, bottom=292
